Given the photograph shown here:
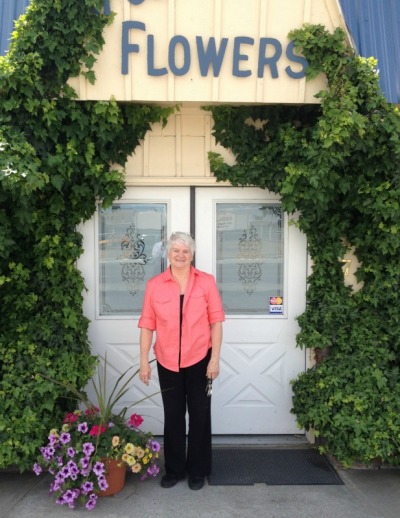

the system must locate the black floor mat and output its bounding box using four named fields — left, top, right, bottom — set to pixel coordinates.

left=208, top=448, right=344, bottom=486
